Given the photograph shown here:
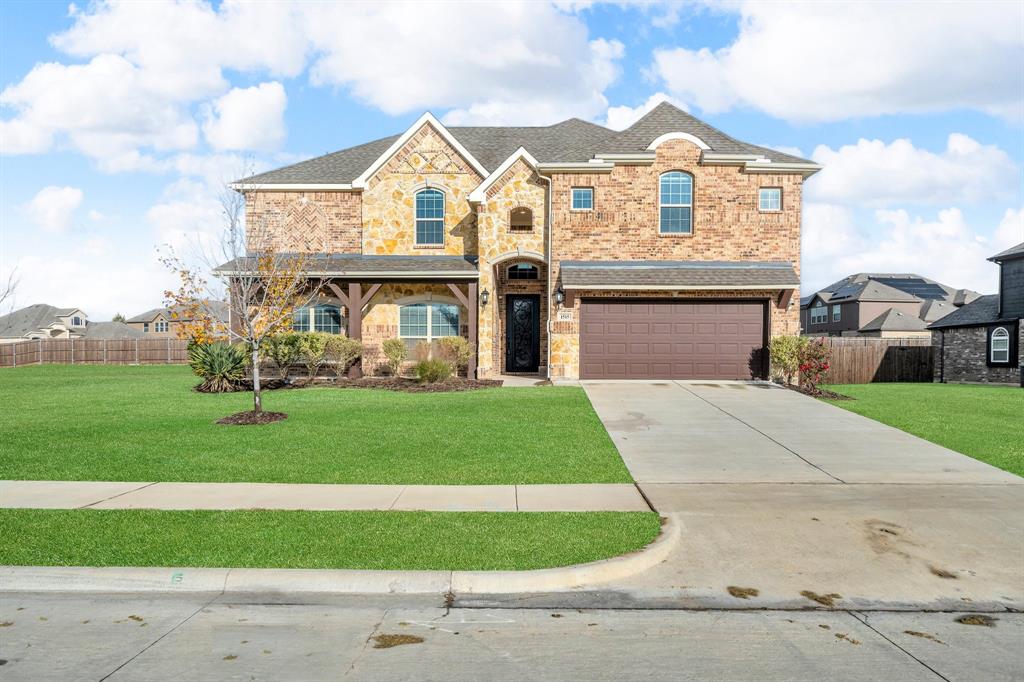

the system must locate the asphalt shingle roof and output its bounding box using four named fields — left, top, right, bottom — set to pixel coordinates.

left=0, top=303, right=84, bottom=339
left=860, top=308, right=929, bottom=332
left=240, top=103, right=814, bottom=186
left=127, top=302, right=229, bottom=324
left=989, top=241, right=1024, bottom=262
left=215, top=254, right=479, bottom=277
left=82, top=321, right=145, bottom=339
left=928, top=295, right=1011, bottom=329
left=559, top=260, right=799, bottom=289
